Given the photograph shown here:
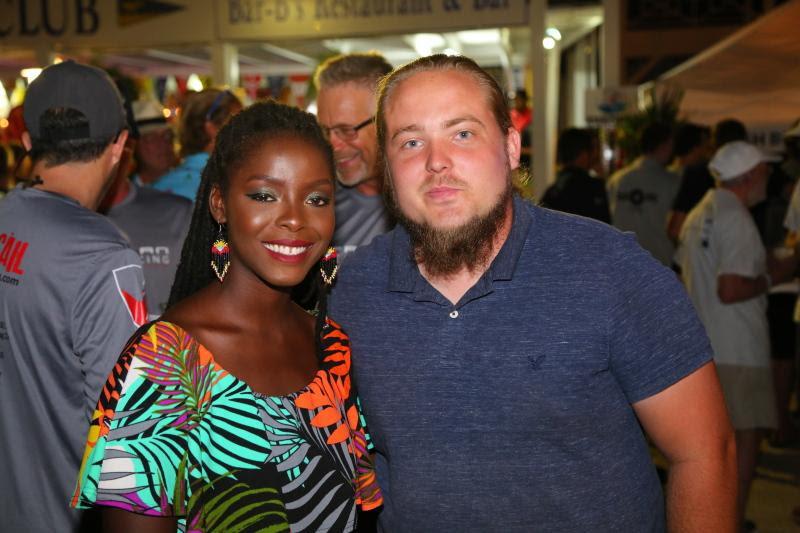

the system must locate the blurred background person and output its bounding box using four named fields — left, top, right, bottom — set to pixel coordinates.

left=0, top=60, right=145, bottom=533
left=541, top=127, right=610, bottom=223
left=669, top=122, right=711, bottom=177
left=747, top=123, right=798, bottom=452
left=782, top=120, right=800, bottom=181
left=607, top=121, right=678, bottom=266
left=314, top=52, right=394, bottom=261
left=130, top=99, right=178, bottom=186
left=0, top=105, right=31, bottom=195
left=676, top=140, right=795, bottom=531
left=153, top=88, right=242, bottom=201
left=99, top=97, right=192, bottom=321
left=668, top=118, right=748, bottom=244
left=777, top=167, right=800, bottom=448
left=0, top=143, right=16, bottom=196
left=510, top=88, right=532, bottom=169
left=666, top=122, right=713, bottom=244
